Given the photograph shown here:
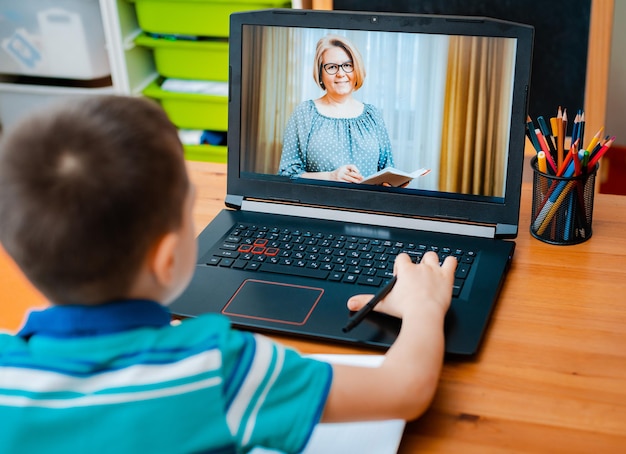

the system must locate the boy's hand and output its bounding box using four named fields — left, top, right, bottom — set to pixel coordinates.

left=346, top=252, right=457, bottom=319
left=324, top=252, right=458, bottom=423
